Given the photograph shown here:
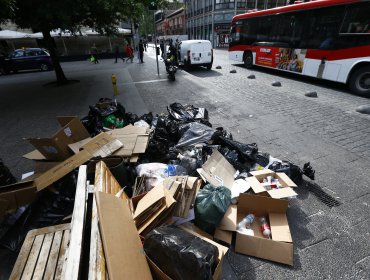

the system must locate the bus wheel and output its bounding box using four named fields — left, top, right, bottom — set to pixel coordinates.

left=349, top=66, right=370, bottom=97
left=243, top=52, right=253, bottom=69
